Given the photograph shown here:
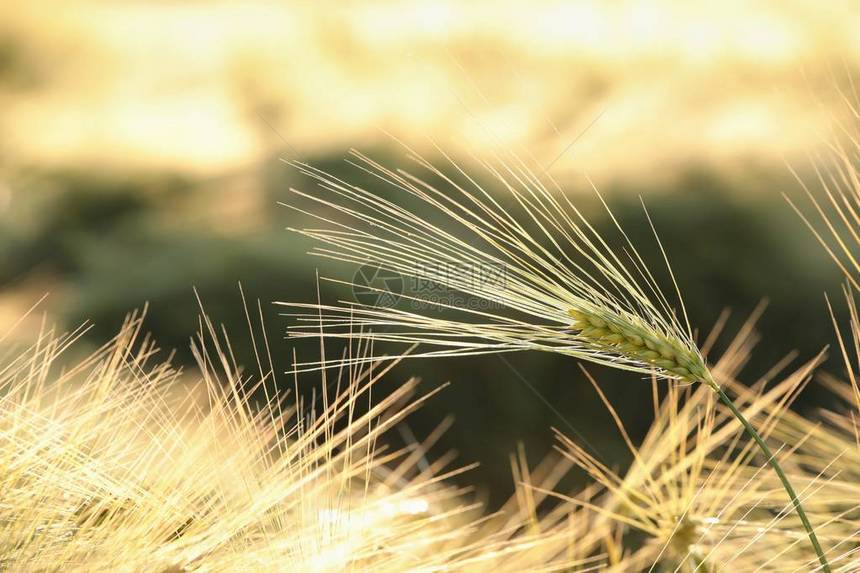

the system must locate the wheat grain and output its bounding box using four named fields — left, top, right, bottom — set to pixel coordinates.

left=568, top=307, right=708, bottom=382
